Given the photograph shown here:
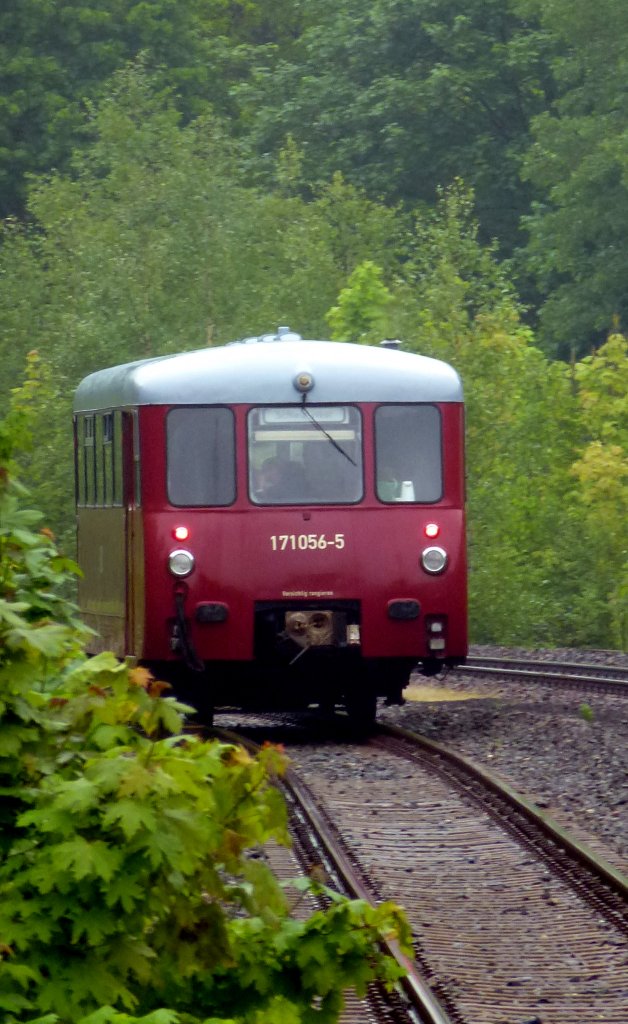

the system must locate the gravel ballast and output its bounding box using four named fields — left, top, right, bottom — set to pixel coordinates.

left=379, top=646, right=628, bottom=874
